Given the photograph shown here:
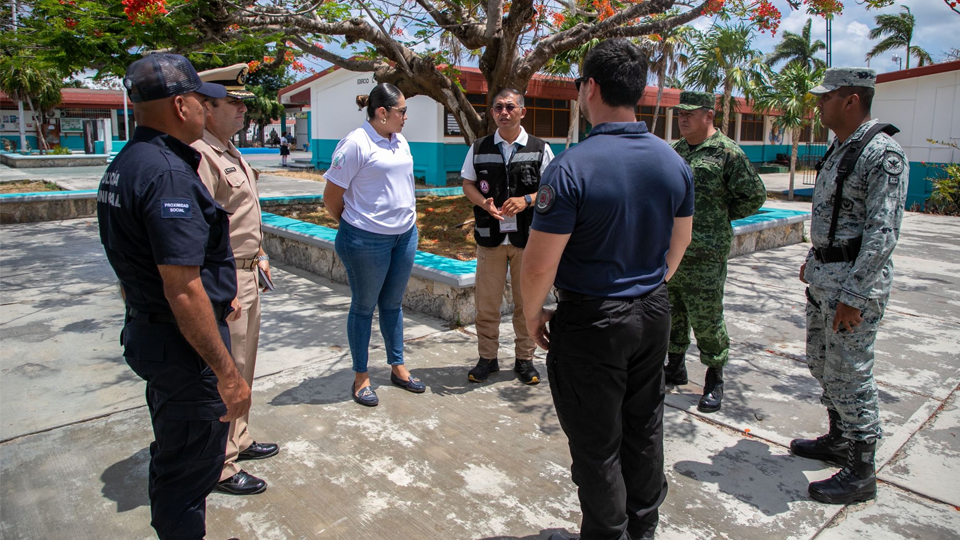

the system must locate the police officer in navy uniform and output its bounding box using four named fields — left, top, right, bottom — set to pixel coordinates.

left=97, top=54, right=251, bottom=540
